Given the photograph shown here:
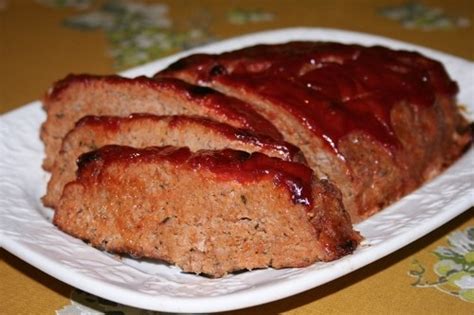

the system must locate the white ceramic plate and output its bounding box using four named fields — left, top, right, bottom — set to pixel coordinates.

left=1, top=28, right=473, bottom=313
